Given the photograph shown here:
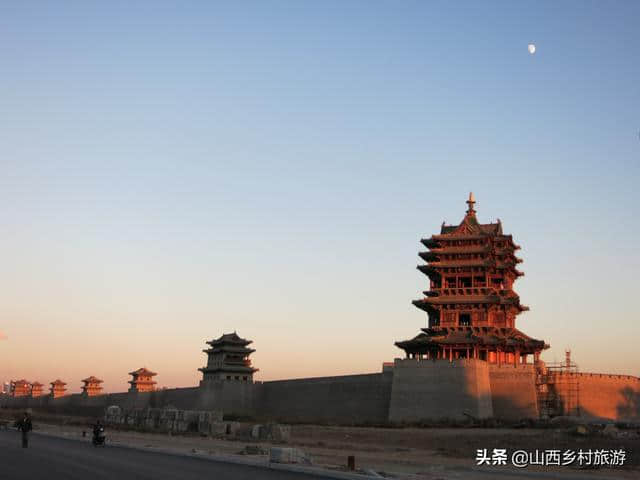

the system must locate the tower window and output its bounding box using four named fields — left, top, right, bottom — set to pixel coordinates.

left=459, top=313, right=472, bottom=326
